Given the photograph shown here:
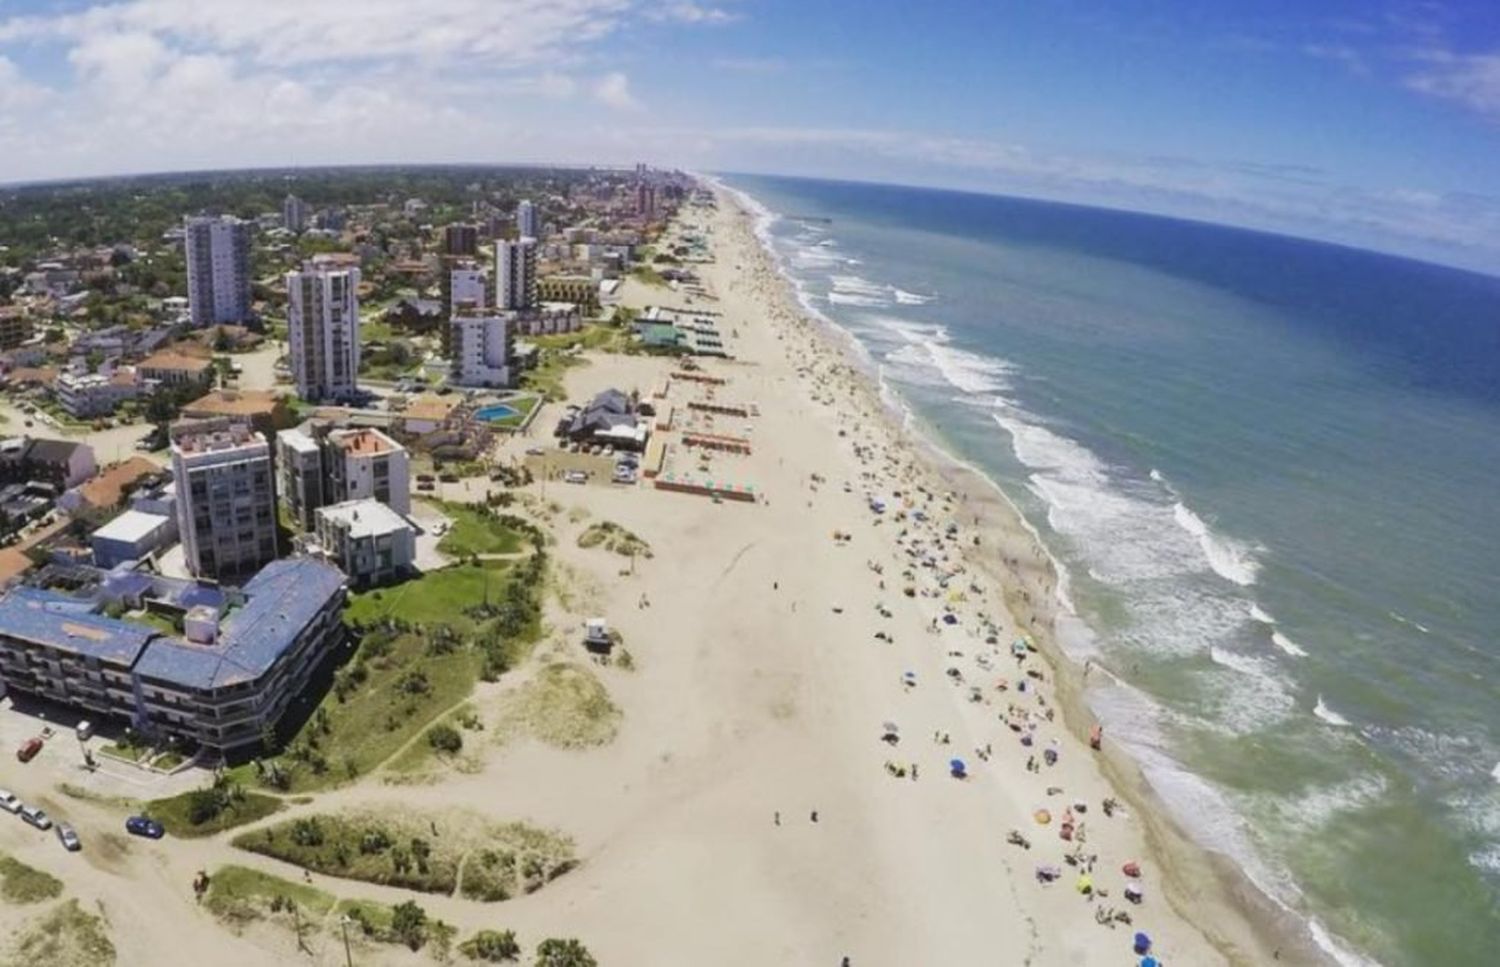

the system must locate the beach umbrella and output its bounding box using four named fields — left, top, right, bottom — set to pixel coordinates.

left=949, top=758, right=966, bottom=778
left=1133, top=932, right=1152, bottom=955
